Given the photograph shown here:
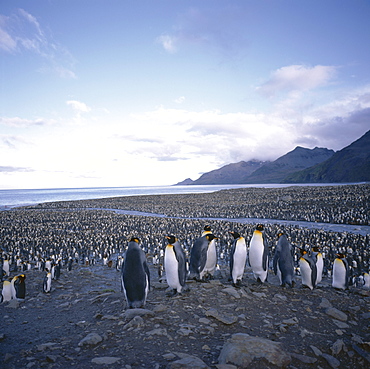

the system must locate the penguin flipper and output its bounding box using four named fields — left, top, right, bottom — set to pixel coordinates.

left=272, top=253, right=279, bottom=275
left=262, top=235, right=269, bottom=271
left=229, top=242, right=236, bottom=279
left=143, top=261, right=151, bottom=290
left=309, top=259, right=317, bottom=288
